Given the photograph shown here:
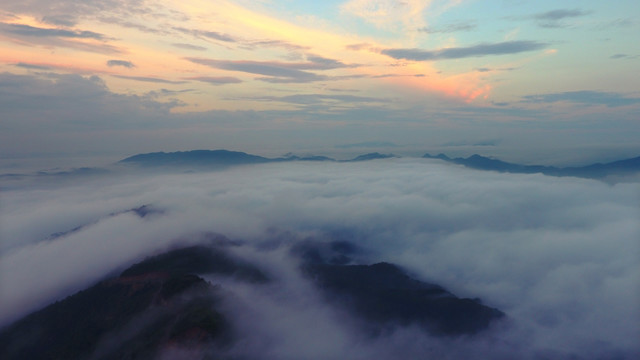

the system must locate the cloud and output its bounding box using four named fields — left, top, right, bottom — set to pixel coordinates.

left=184, top=54, right=356, bottom=84
left=0, top=22, right=122, bottom=54
left=595, top=18, right=635, bottom=30
left=144, top=88, right=193, bottom=99
left=173, top=26, right=237, bottom=42
left=172, top=42, right=207, bottom=51
left=245, top=39, right=310, bottom=51
left=0, top=72, right=179, bottom=145
left=249, top=94, right=386, bottom=106
left=610, top=53, right=638, bottom=60
left=535, top=9, right=590, bottom=21
left=256, top=76, right=329, bottom=84
left=186, top=76, right=242, bottom=85
left=203, top=54, right=355, bottom=72
left=341, top=0, right=431, bottom=31
left=0, top=159, right=638, bottom=359
left=418, top=22, right=477, bottom=34
left=303, top=55, right=358, bottom=70
left=1, top=0, right=169, bottom=28
left=441, top=139, right=500, bottom=147
left=0, top=22, right=106, bottom=39
left=107, top=59, right=135, bottom=68
left=532, top=9, right=591, bottom=28
left=381, top=41, right=547, bottom=61
left=112, top=75, right=187, bottom=84
left=523, top=90, right=640, bottom=107
left=0, top=11, right=18, bottom=21
left=97, top=15, right=167, bottom=35
left=336, top=141, right=398, bottom=149
left=13, top=62, right=51, bottom=70
left=346, top=43, right=372, bottom=51
left=474, top=66, right=517, bottom=73
left=41, top=14, right=77, bottom=27
left=256, top=74, right=366, bottom=84
left=185, top=57, right=329, bottom=83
